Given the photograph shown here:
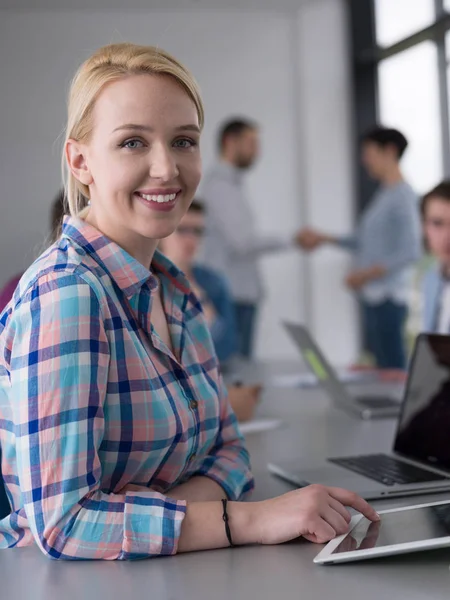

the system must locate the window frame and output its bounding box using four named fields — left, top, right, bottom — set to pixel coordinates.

left=349, top=0, right=450, bottom=212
